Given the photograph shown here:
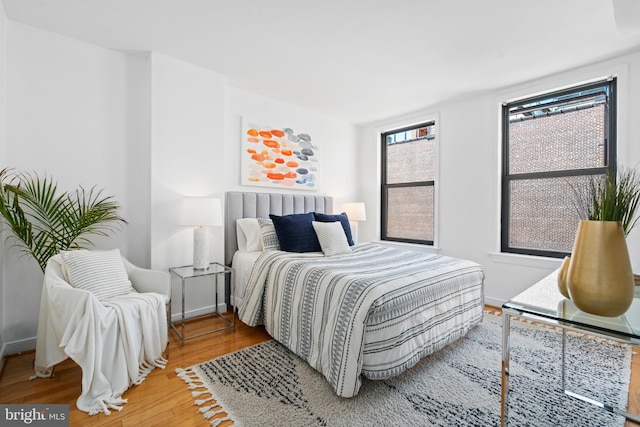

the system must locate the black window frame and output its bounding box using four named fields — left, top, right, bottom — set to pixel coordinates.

left=381, top=121, right=436, bottom=246
left=501, top=78, right=617, bottom=258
